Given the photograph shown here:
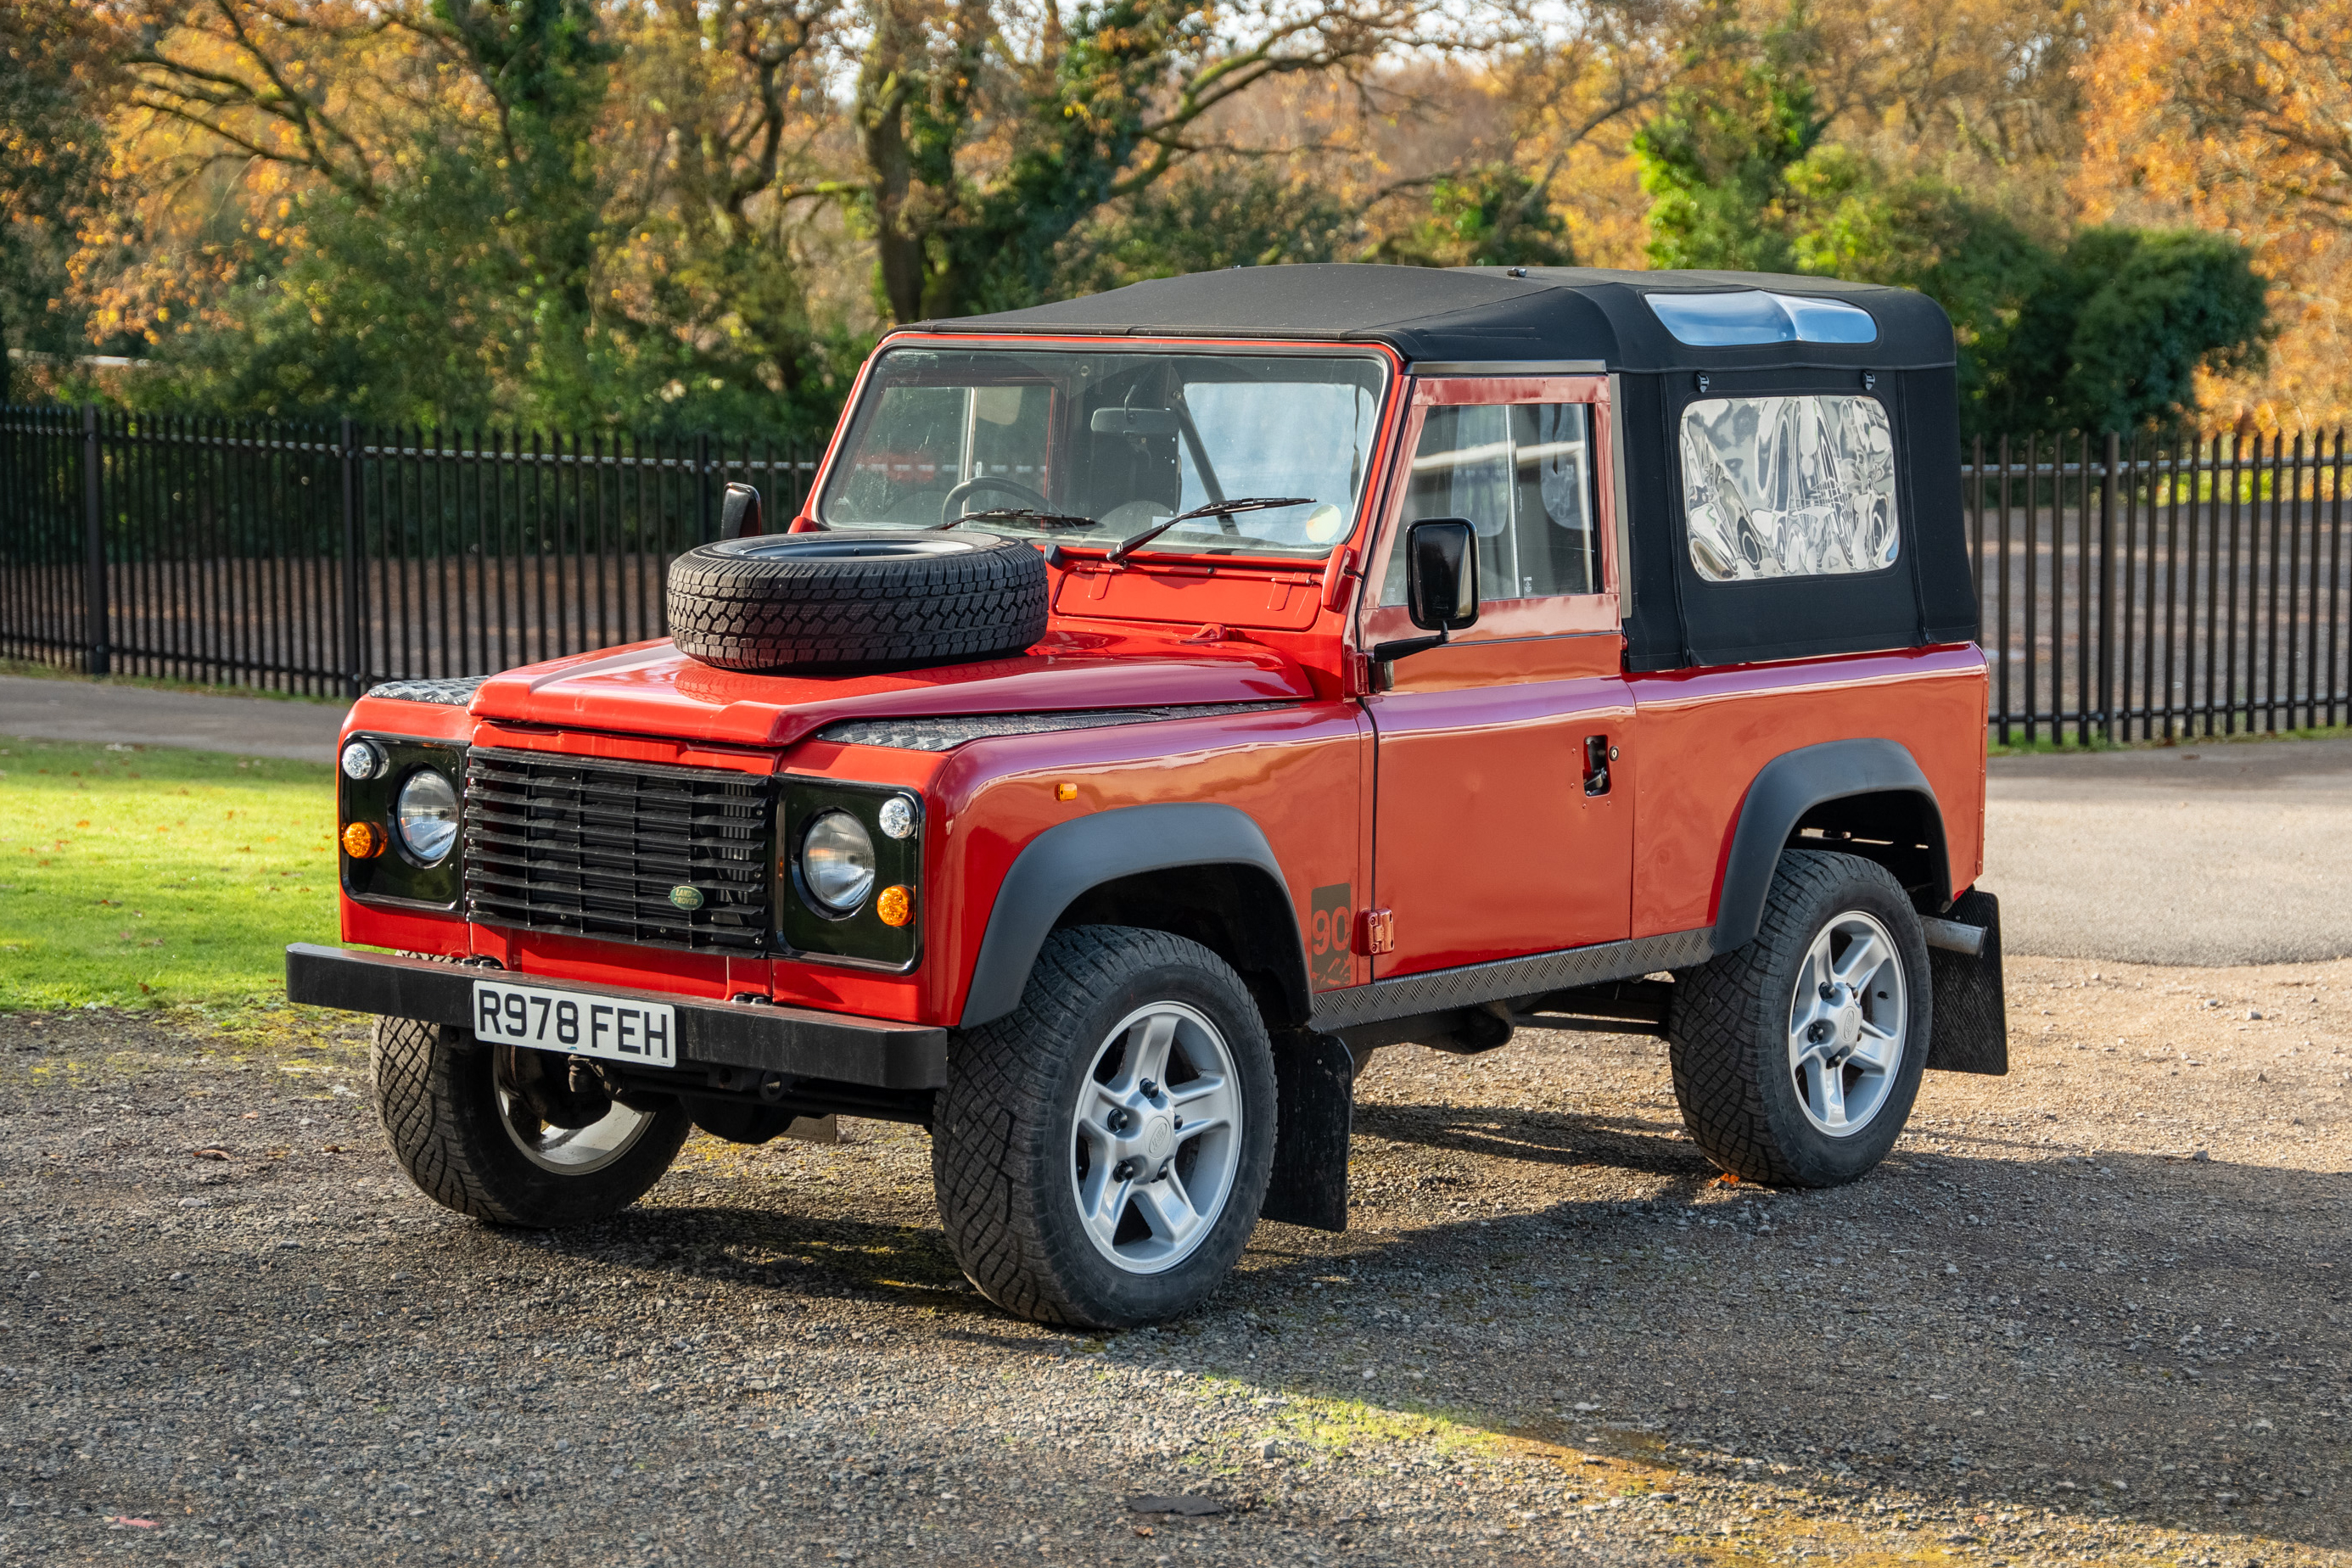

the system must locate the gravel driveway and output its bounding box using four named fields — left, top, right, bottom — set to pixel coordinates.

left=4, top=955, right=2348, bottom=1568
